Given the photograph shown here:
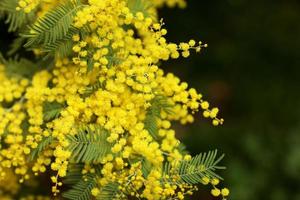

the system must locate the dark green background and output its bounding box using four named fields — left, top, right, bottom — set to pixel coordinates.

left=1, top=0, right=300, bottom=199
left=160, top=0, right=300, bottom=199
